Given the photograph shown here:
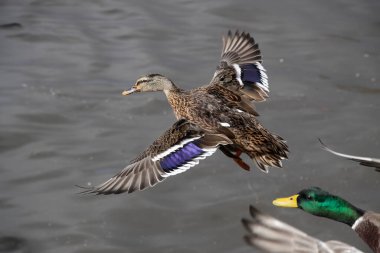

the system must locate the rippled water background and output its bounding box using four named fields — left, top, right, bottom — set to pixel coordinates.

left=1, top=0, right=379, bottom=252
